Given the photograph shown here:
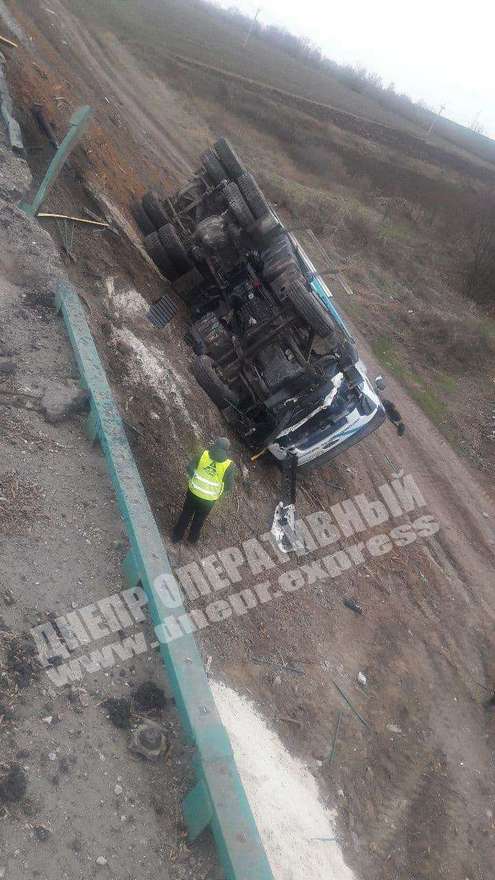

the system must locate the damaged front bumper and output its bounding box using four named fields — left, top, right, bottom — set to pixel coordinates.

left=268, top=376, right=386, bottom=469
